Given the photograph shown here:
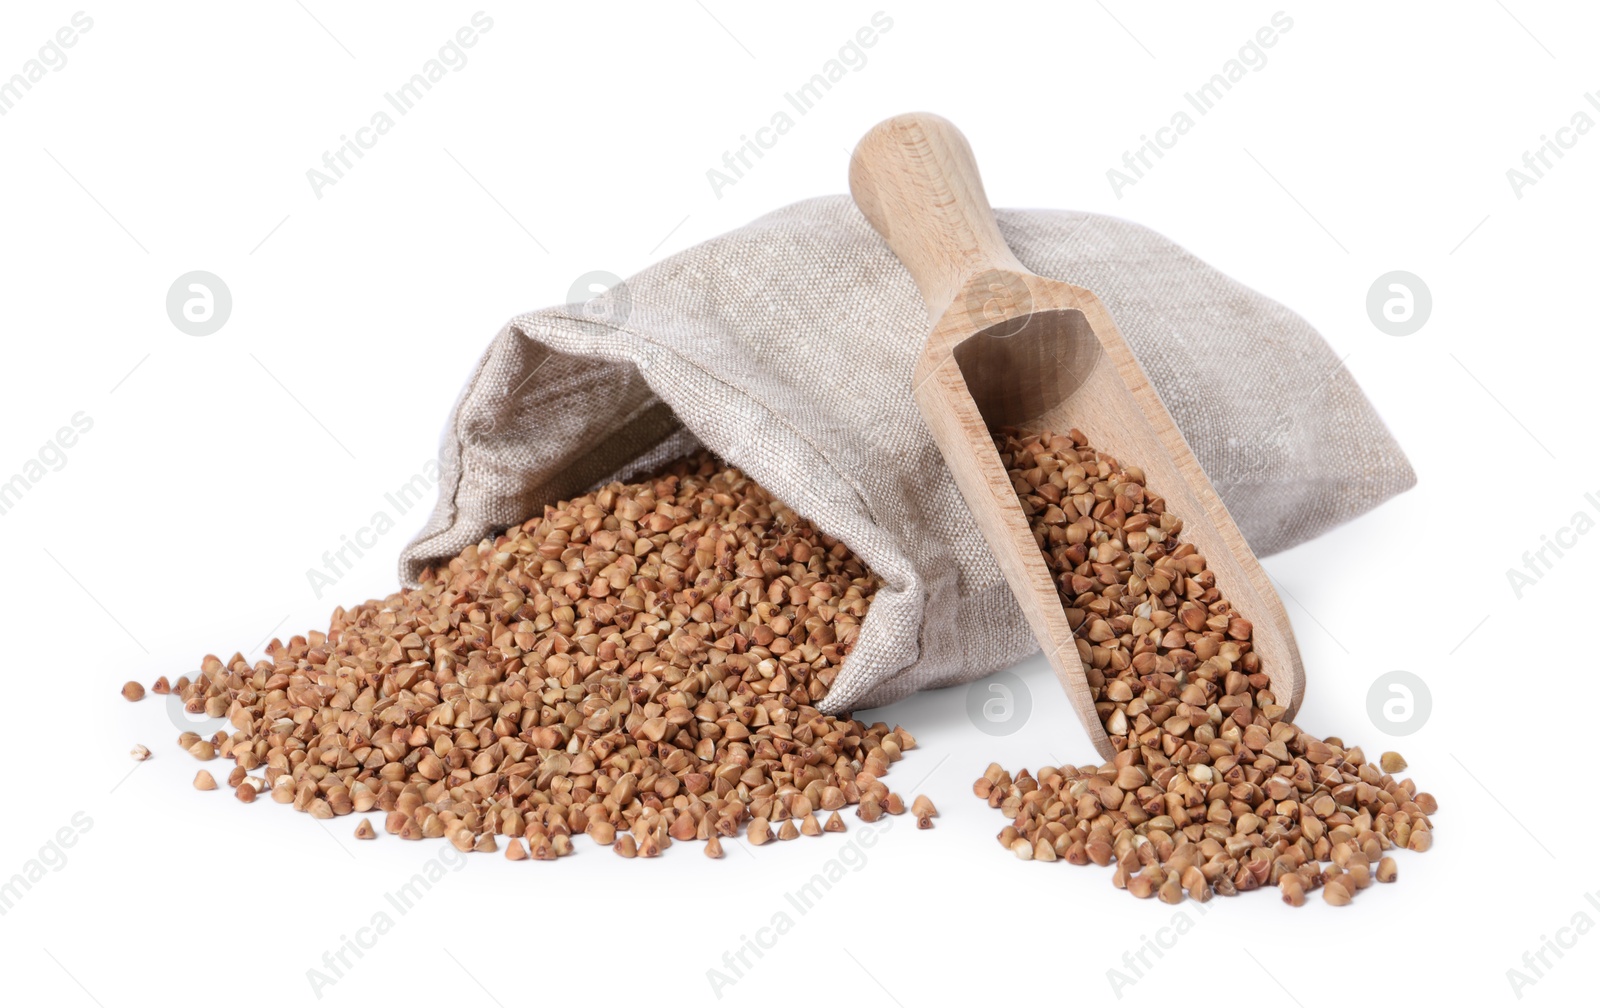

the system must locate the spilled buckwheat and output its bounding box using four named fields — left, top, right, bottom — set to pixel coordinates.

left=978, top=428, right=1436, bottom=905
left=150, top=454, right=919, bottom=857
